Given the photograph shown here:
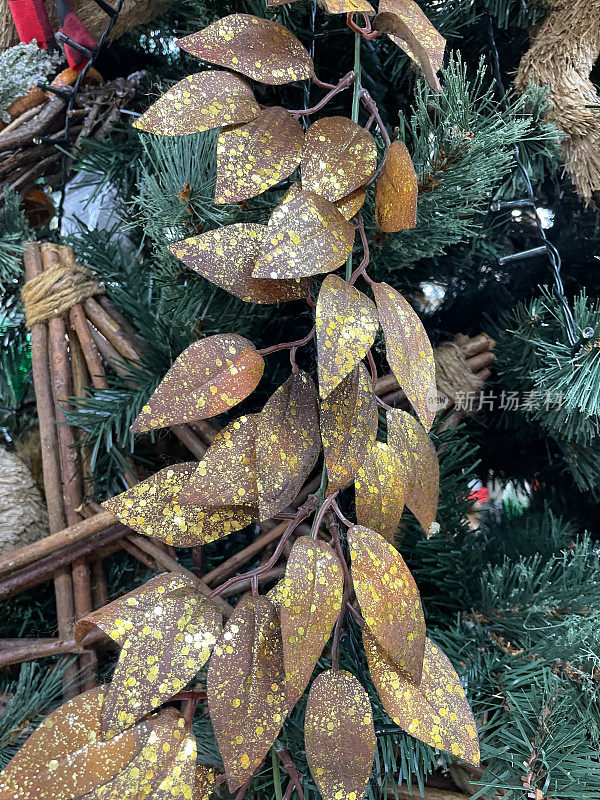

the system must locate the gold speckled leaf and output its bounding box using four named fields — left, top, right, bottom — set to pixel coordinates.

left=148, top=724, right=198, bottom=800
left=133, top=71, right=259, bottom=136
left=216, top=107, right=304, bottom=203
left=252, top=189, right=355, bottom=280
left=335, top=187, right=367, bottom=220
left=169, top=224, right=311, bottom=304
left=75, top=574, right=222, bottom=738
left=103, top=463, right=256, bottom=546
left=388, top=409, right=439, bottom=533
left=316, top=274, right=379, bottom=398
left=256, top=371, right=321, bottom=520
left=302, top=117, right=377, bottom=202
left=194, top=765, right=217, bottom=800
left=354, top=441, right=406, bottom=541
left=372, top=282, right=436, bottom=431
left=177, top=14, right=313, bottom=86
left=374, top=0, right=445, bottom=92
left=305, top=670, right=376, bottom=800
left=364, top=631, right=480, bottom=766
left=375, top=140, right=418, bottom=232
left=131, top=334, right=264, bottom=433
left=320, top=0, right=374, bottom=12
left=183, top=414, right=258, bottom=507
left=208, top=596, right=289, bottom=791
left=347, top=524, right=425, bottom=683
left=320, top=363, right=378, bottom=492
left=280, top=537, right=344, bottom=703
